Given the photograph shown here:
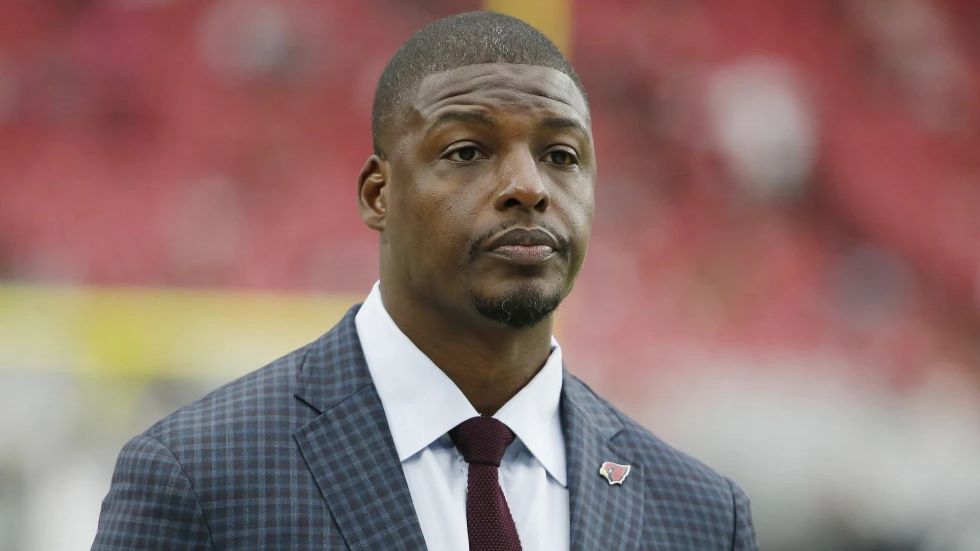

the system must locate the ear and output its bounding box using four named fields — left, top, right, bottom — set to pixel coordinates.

left=357, top=154, right=388, bottom=232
